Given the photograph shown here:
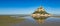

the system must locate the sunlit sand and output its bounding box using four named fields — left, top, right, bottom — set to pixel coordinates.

left=0, top=15, right=25, bottom=26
